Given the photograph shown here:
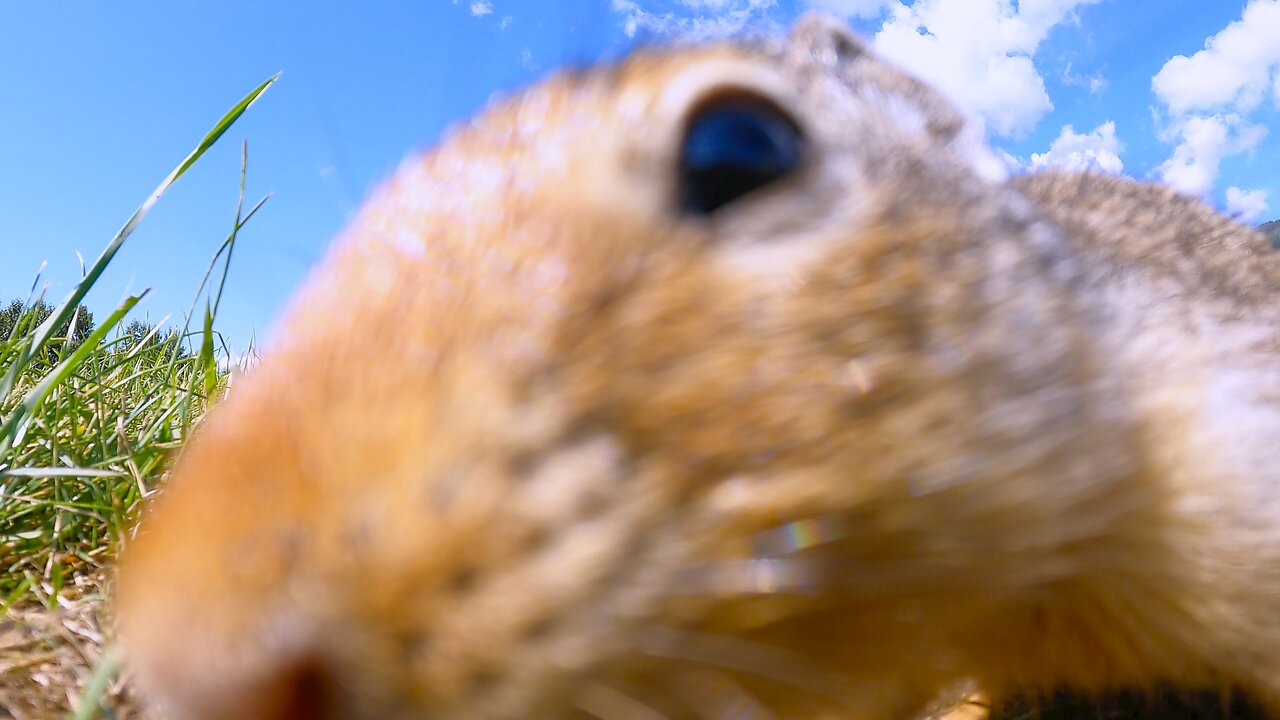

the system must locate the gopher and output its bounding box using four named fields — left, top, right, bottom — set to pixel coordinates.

left=114, top=14, right=1280, bottom=720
